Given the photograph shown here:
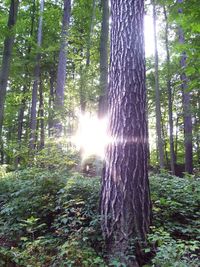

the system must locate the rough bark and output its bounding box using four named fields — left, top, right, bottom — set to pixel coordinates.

left=54, top=0, right=71, bottom=137
left=98, top=0, right=109, bottom=118
left=164, top=6, right=176, bottom=175
left=100, top=0, right=151, bottom=265
left=0, top=0, right=19, bottom=145
left=177, top=0, right=193, bottom=173
left=153, top=0, right=165, bottom=169
left=29, top=0, right=44, bottom=150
